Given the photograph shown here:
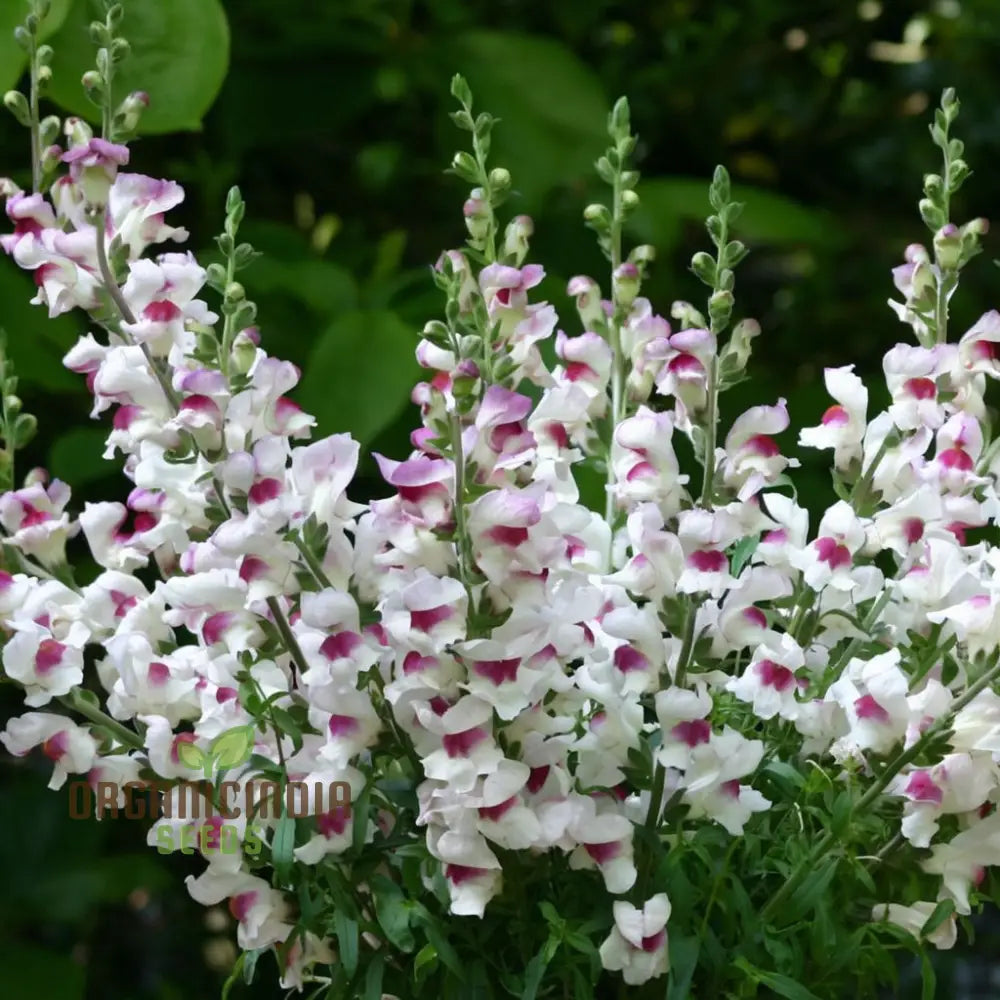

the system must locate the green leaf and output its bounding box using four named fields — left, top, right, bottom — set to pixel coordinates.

left=522, top=946, right=549, bottom=1000
left=0, top=0, right=74, bottom=93
left=47, top=0, right=230, bottom=133
left=371, top=875, right=416, bottom=952
left=220, top=953, right=244, bottom=1000
left=412, top=910, right=464, bottom=980
left=451, top=31, right=608, bottom=209
left=363, top=954, right=385, bottom=1000
left=242, top=947, right=262, bottom=985
left=667, top=934, right=700, bottom=1000
left=413, top=943, right=439, bottom=984
left=174, top=741, right=208, bottom=772
left=729, top=535, right=760, bottom=577
left=630, top=178, right=845, bottom=255
left=210, top=724, right=255, bottom=770
left=297, top=309, right=420, bottom=447
left=48, top=427, right=116, bottom=488
left=735, top=957, right=822, bottom=1000
left=333, top=909, right=359, bottom=979
left=919, top=898, right=955, bottom=937
left=271, top=811, right=295, bottom=885
left=919, top=949, right=936, bottom=1000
